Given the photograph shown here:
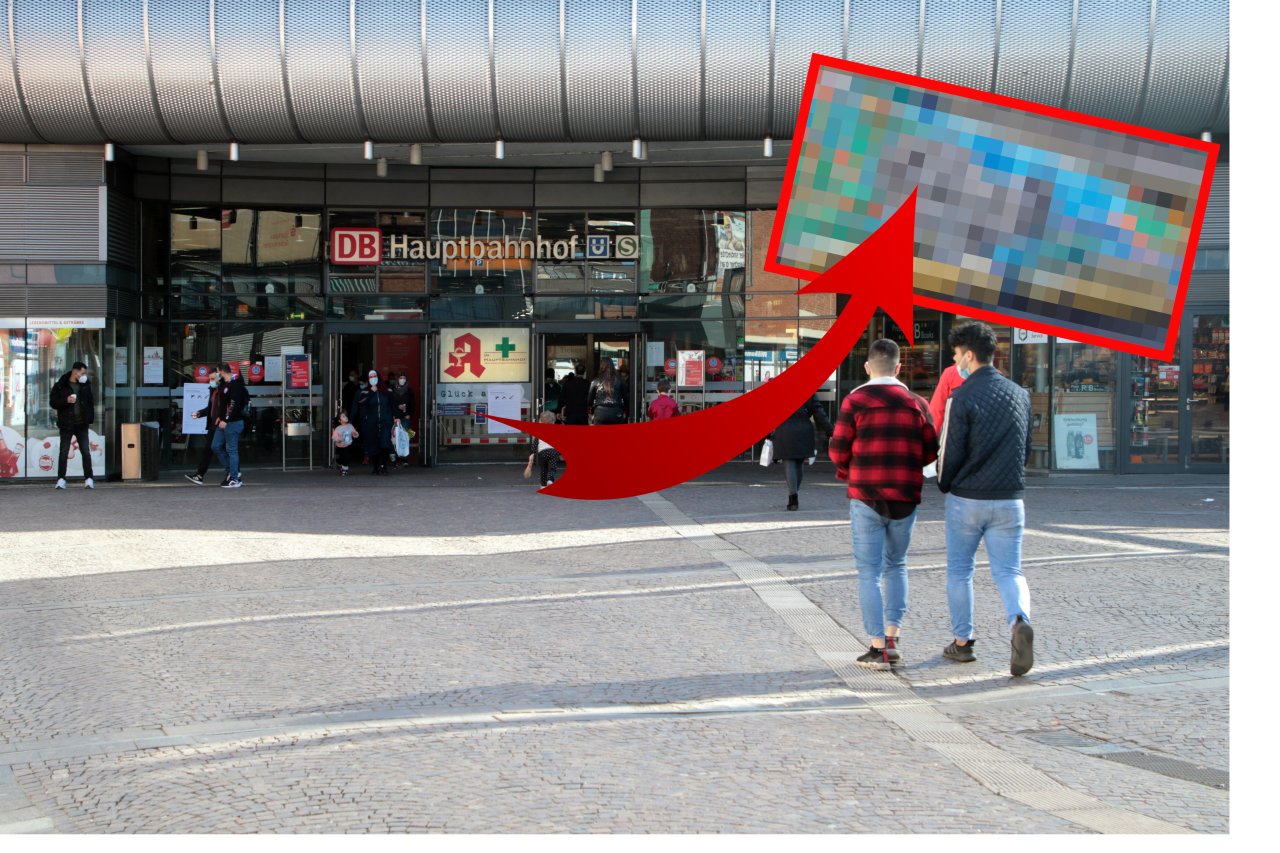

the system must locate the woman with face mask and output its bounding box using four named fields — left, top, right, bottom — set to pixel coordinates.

left=356, top=369, right=396, bottom=475
left=185, top=374, right=223, bottom=485
left=389, top=373, right=416, bottom=467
